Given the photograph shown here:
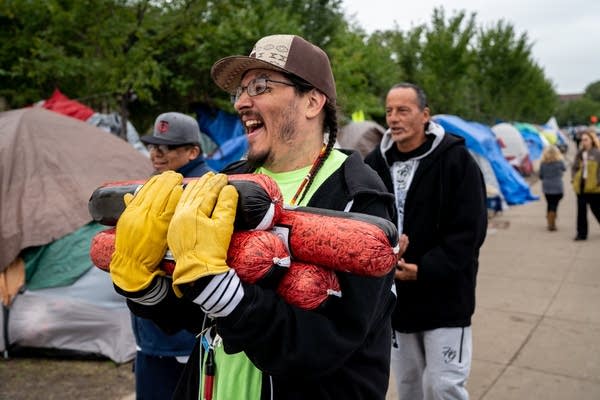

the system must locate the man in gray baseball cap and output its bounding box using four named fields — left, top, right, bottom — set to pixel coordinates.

left=130, top=111, right=212, bottom=400
left=140, top=112, right=201, bottom=145
left=140, top=112, right=211, bottom=175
